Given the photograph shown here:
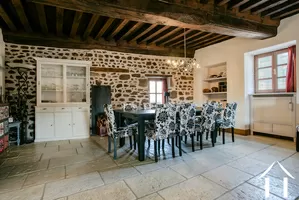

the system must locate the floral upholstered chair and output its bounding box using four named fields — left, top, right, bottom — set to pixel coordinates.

left=104, top=104, right=137, bottom=159
left=219, top=102, right=237, bottom=144
left=145, top=104, right=177, bottom=162
left=178, top=103, right=196, bottom=155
